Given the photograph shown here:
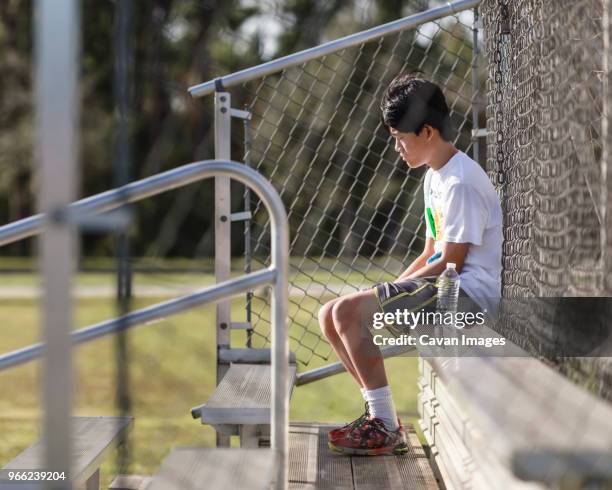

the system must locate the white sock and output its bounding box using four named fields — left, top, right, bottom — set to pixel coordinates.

left=360, top=387, right=367, bottom=401
left=364, top=385, right=399, bottom=430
